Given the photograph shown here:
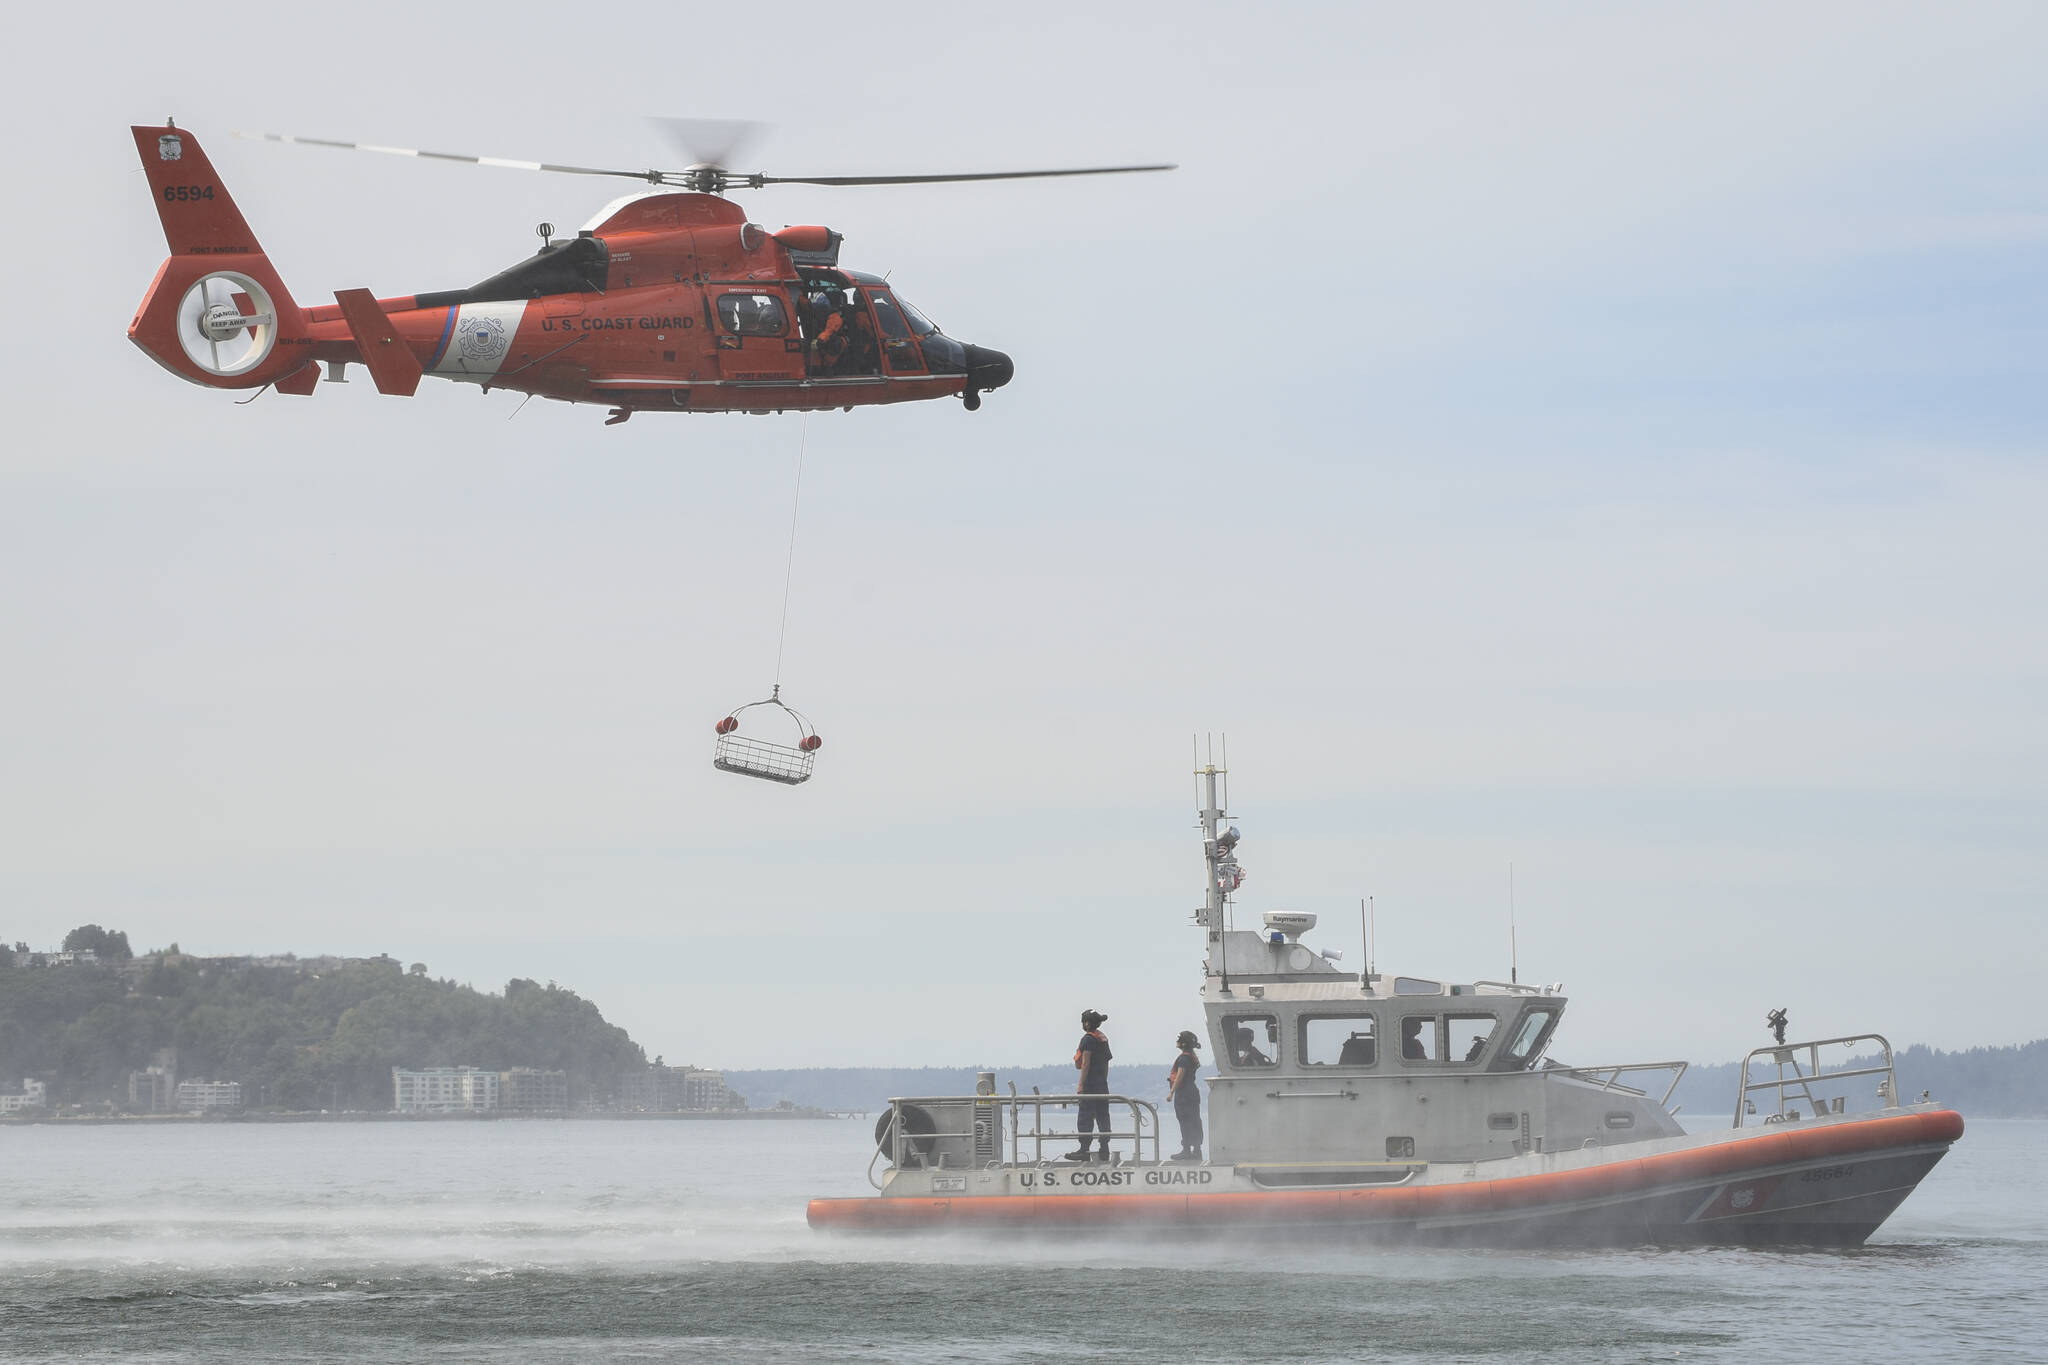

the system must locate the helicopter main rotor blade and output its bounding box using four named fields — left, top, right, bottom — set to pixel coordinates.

left=647, top=117, right=764, bottom=173
left=238, top=131, right=1176, bottom=196
left=753, top=164, right=1177, bottom=188
left=235, top=131, right=676, bottom=185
